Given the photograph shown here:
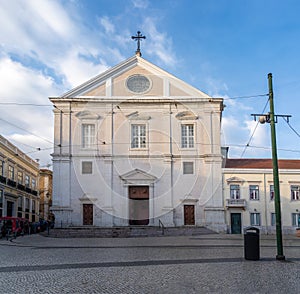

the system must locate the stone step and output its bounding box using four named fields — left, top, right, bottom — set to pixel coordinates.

left=41, top=226, right=216, bottom=238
